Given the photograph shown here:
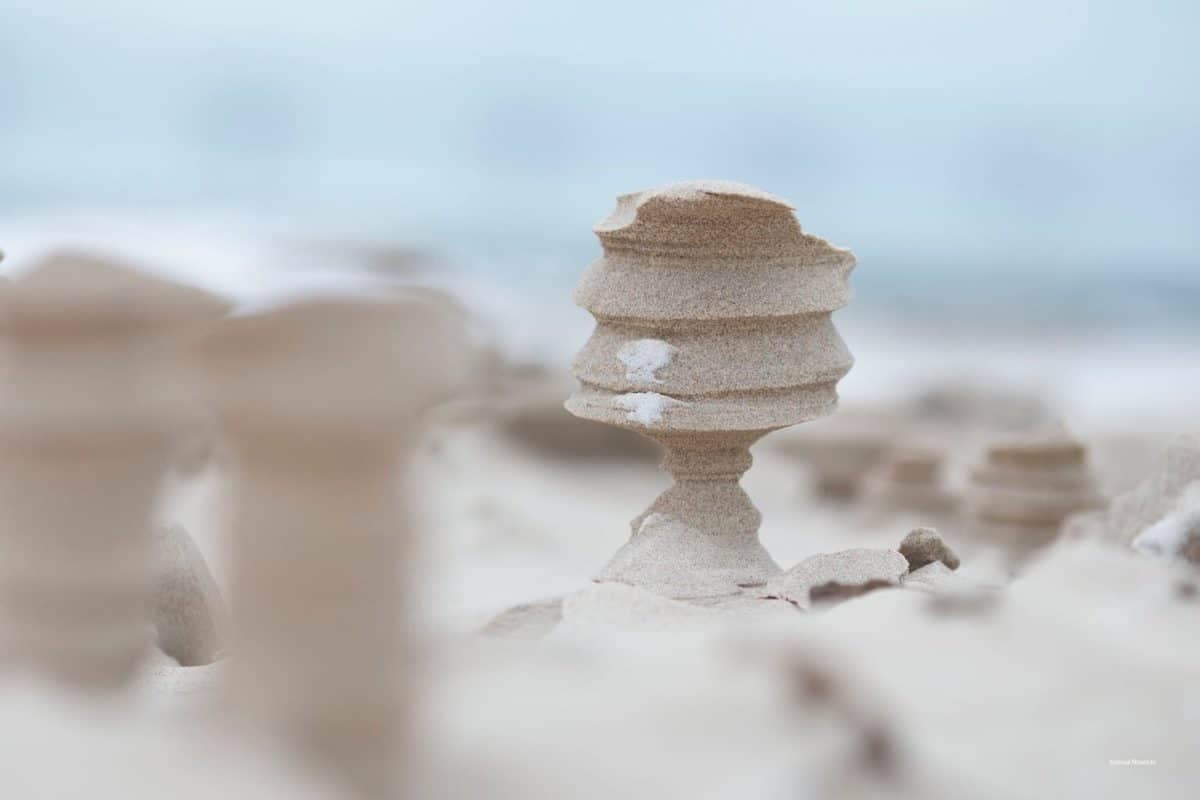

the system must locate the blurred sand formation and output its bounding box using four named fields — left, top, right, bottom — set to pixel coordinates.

left=861, top=445, right=958, bottom=517
left=0, top=247, right=476, bottom=797
left=966, top=430, right=1104, bottom=560
left=768, top=379, right=1055, bottom=511
left=904, top=380, right=1054, bottom=431
left=769, top=409, right=900, bottom=501
left=194, top=289, right=469, bottom=799
left=0, top=251, right=227, bottom=691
